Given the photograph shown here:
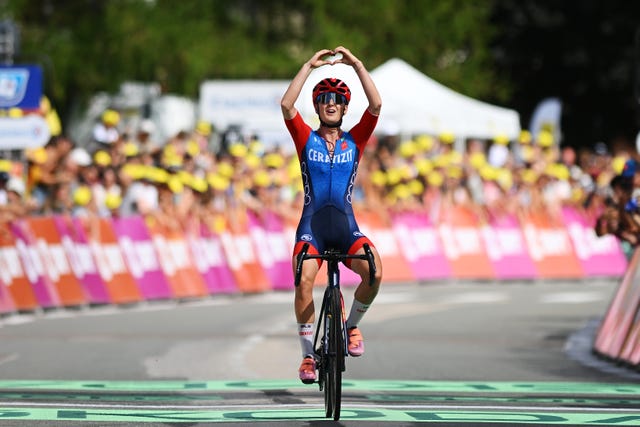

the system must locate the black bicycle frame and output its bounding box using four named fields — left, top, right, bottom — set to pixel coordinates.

left=294, top=242, right=377, bottom=358
left=294, top=242, right=376, bottom=421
